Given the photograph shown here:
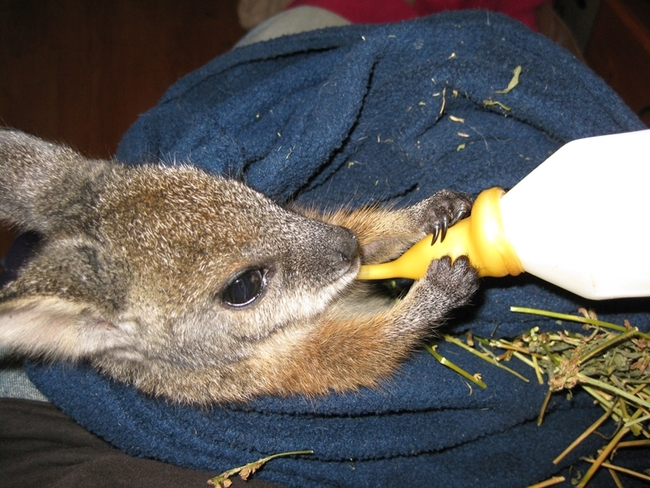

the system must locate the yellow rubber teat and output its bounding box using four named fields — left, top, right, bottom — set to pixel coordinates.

left=357, top=187, right=524, bottom=280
